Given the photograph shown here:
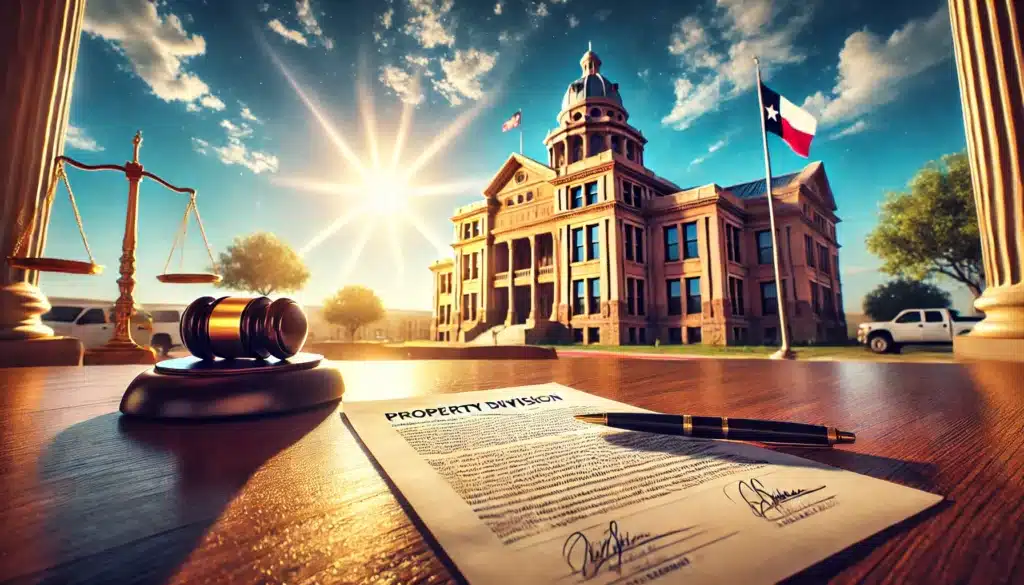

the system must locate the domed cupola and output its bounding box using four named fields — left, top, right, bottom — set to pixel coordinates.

left=561, top=48, right=622, bottom=111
